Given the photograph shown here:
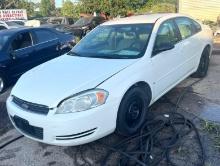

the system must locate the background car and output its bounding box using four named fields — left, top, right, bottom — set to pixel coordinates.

left=47, top=17, right=76, bottom=25
left=9, top=20, right=27, bottom=26
left=70, top=16, right=106, bottom=38
left=0, top=27, right=75, bottom=93
left=0, top=21, right=23, bottom=30
left=40, top=24, right=75, bottom=35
